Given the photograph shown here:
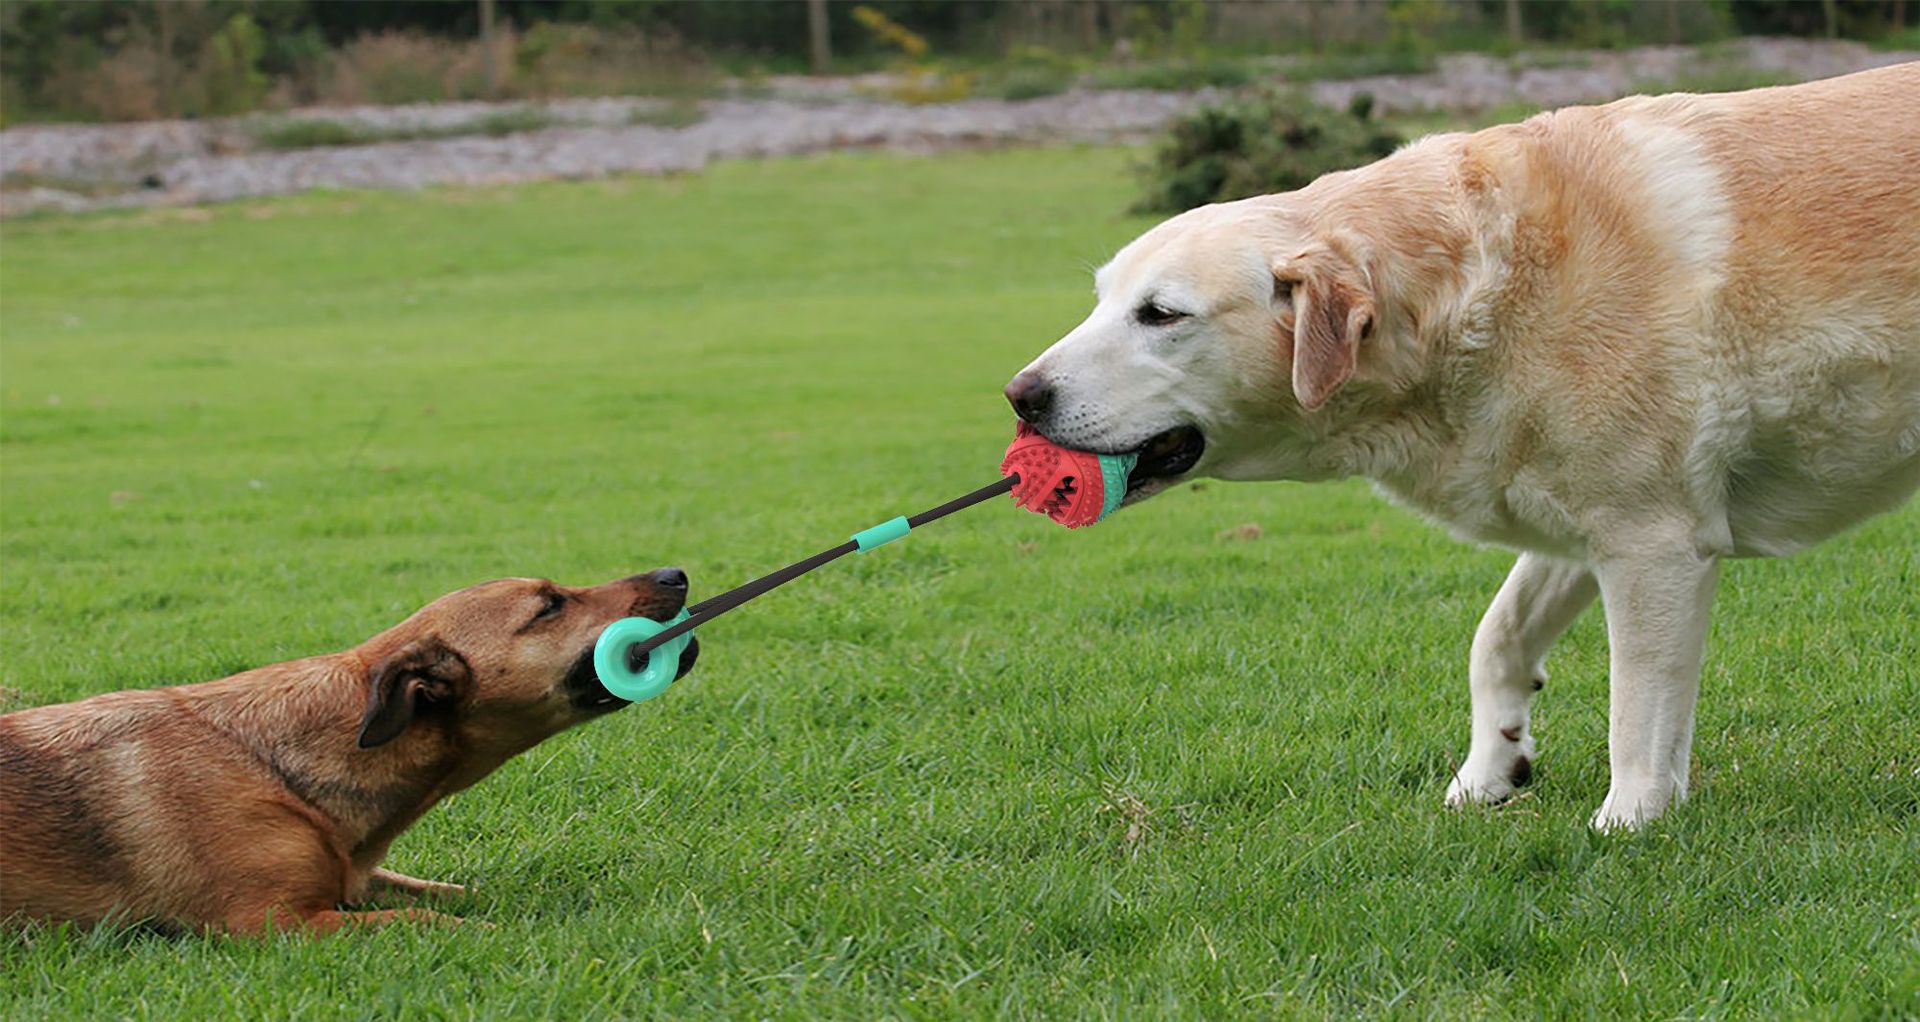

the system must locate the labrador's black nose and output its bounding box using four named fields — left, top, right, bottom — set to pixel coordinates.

left=649, top=567, right=689, bottom=590
left=1005, top=371, right=1054, bottom=424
